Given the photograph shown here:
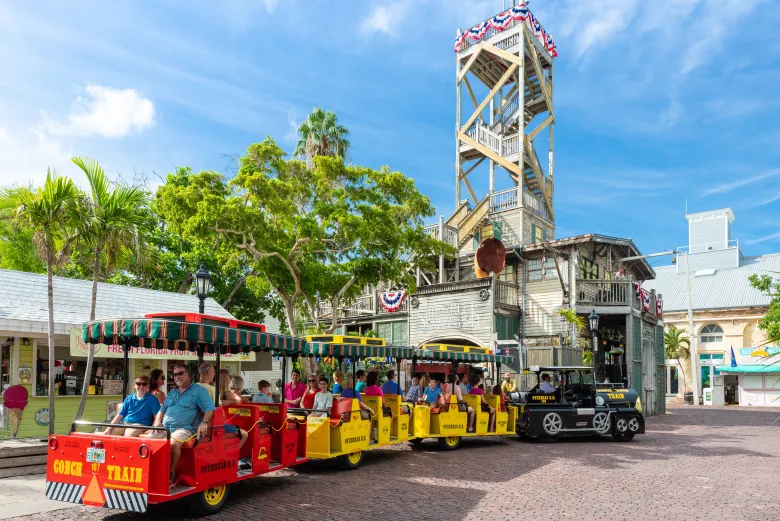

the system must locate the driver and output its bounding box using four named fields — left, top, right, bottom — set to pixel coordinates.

left=540, top=373, right=556, bottom=393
